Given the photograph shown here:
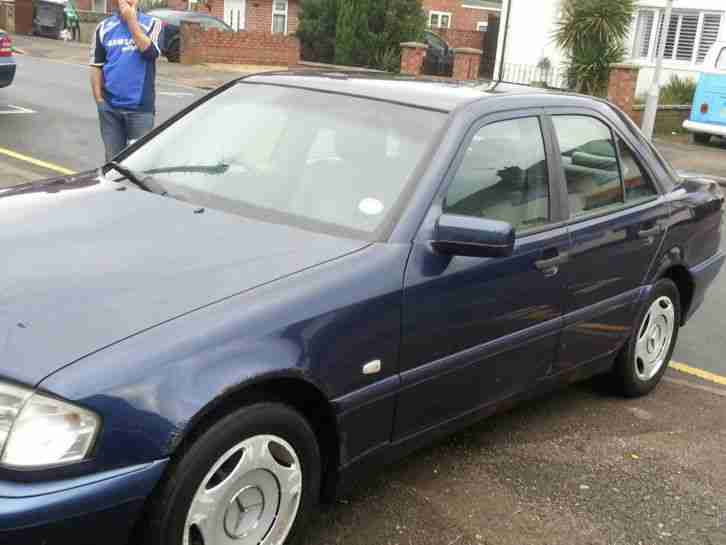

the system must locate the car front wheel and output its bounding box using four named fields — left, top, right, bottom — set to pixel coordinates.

left=613, top=279, right=680, bottom=398
left=145, top=403, right=321, bottom=545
